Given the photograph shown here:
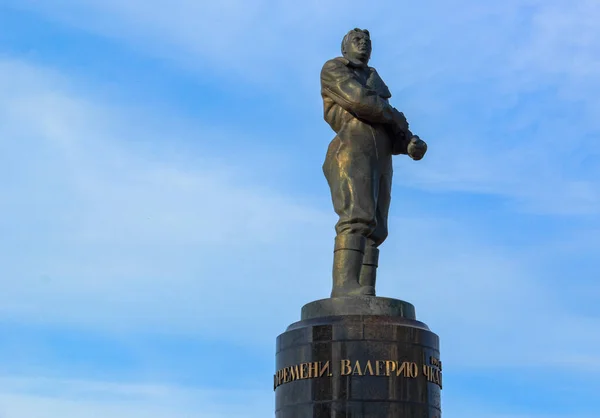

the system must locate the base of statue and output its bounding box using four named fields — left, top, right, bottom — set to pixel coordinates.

left=274, top=296, right=442, bottom=418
